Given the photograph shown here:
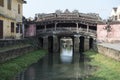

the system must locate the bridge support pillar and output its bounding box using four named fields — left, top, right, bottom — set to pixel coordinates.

left=43, top=36, right=48, bottom=50
left=73, top=37, right=80, bottom=53
left=84, top=37, right=89, bottom=51
left=93, top=38, right=97, bottom=51
left=53, top=36, right=59, bottom=53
